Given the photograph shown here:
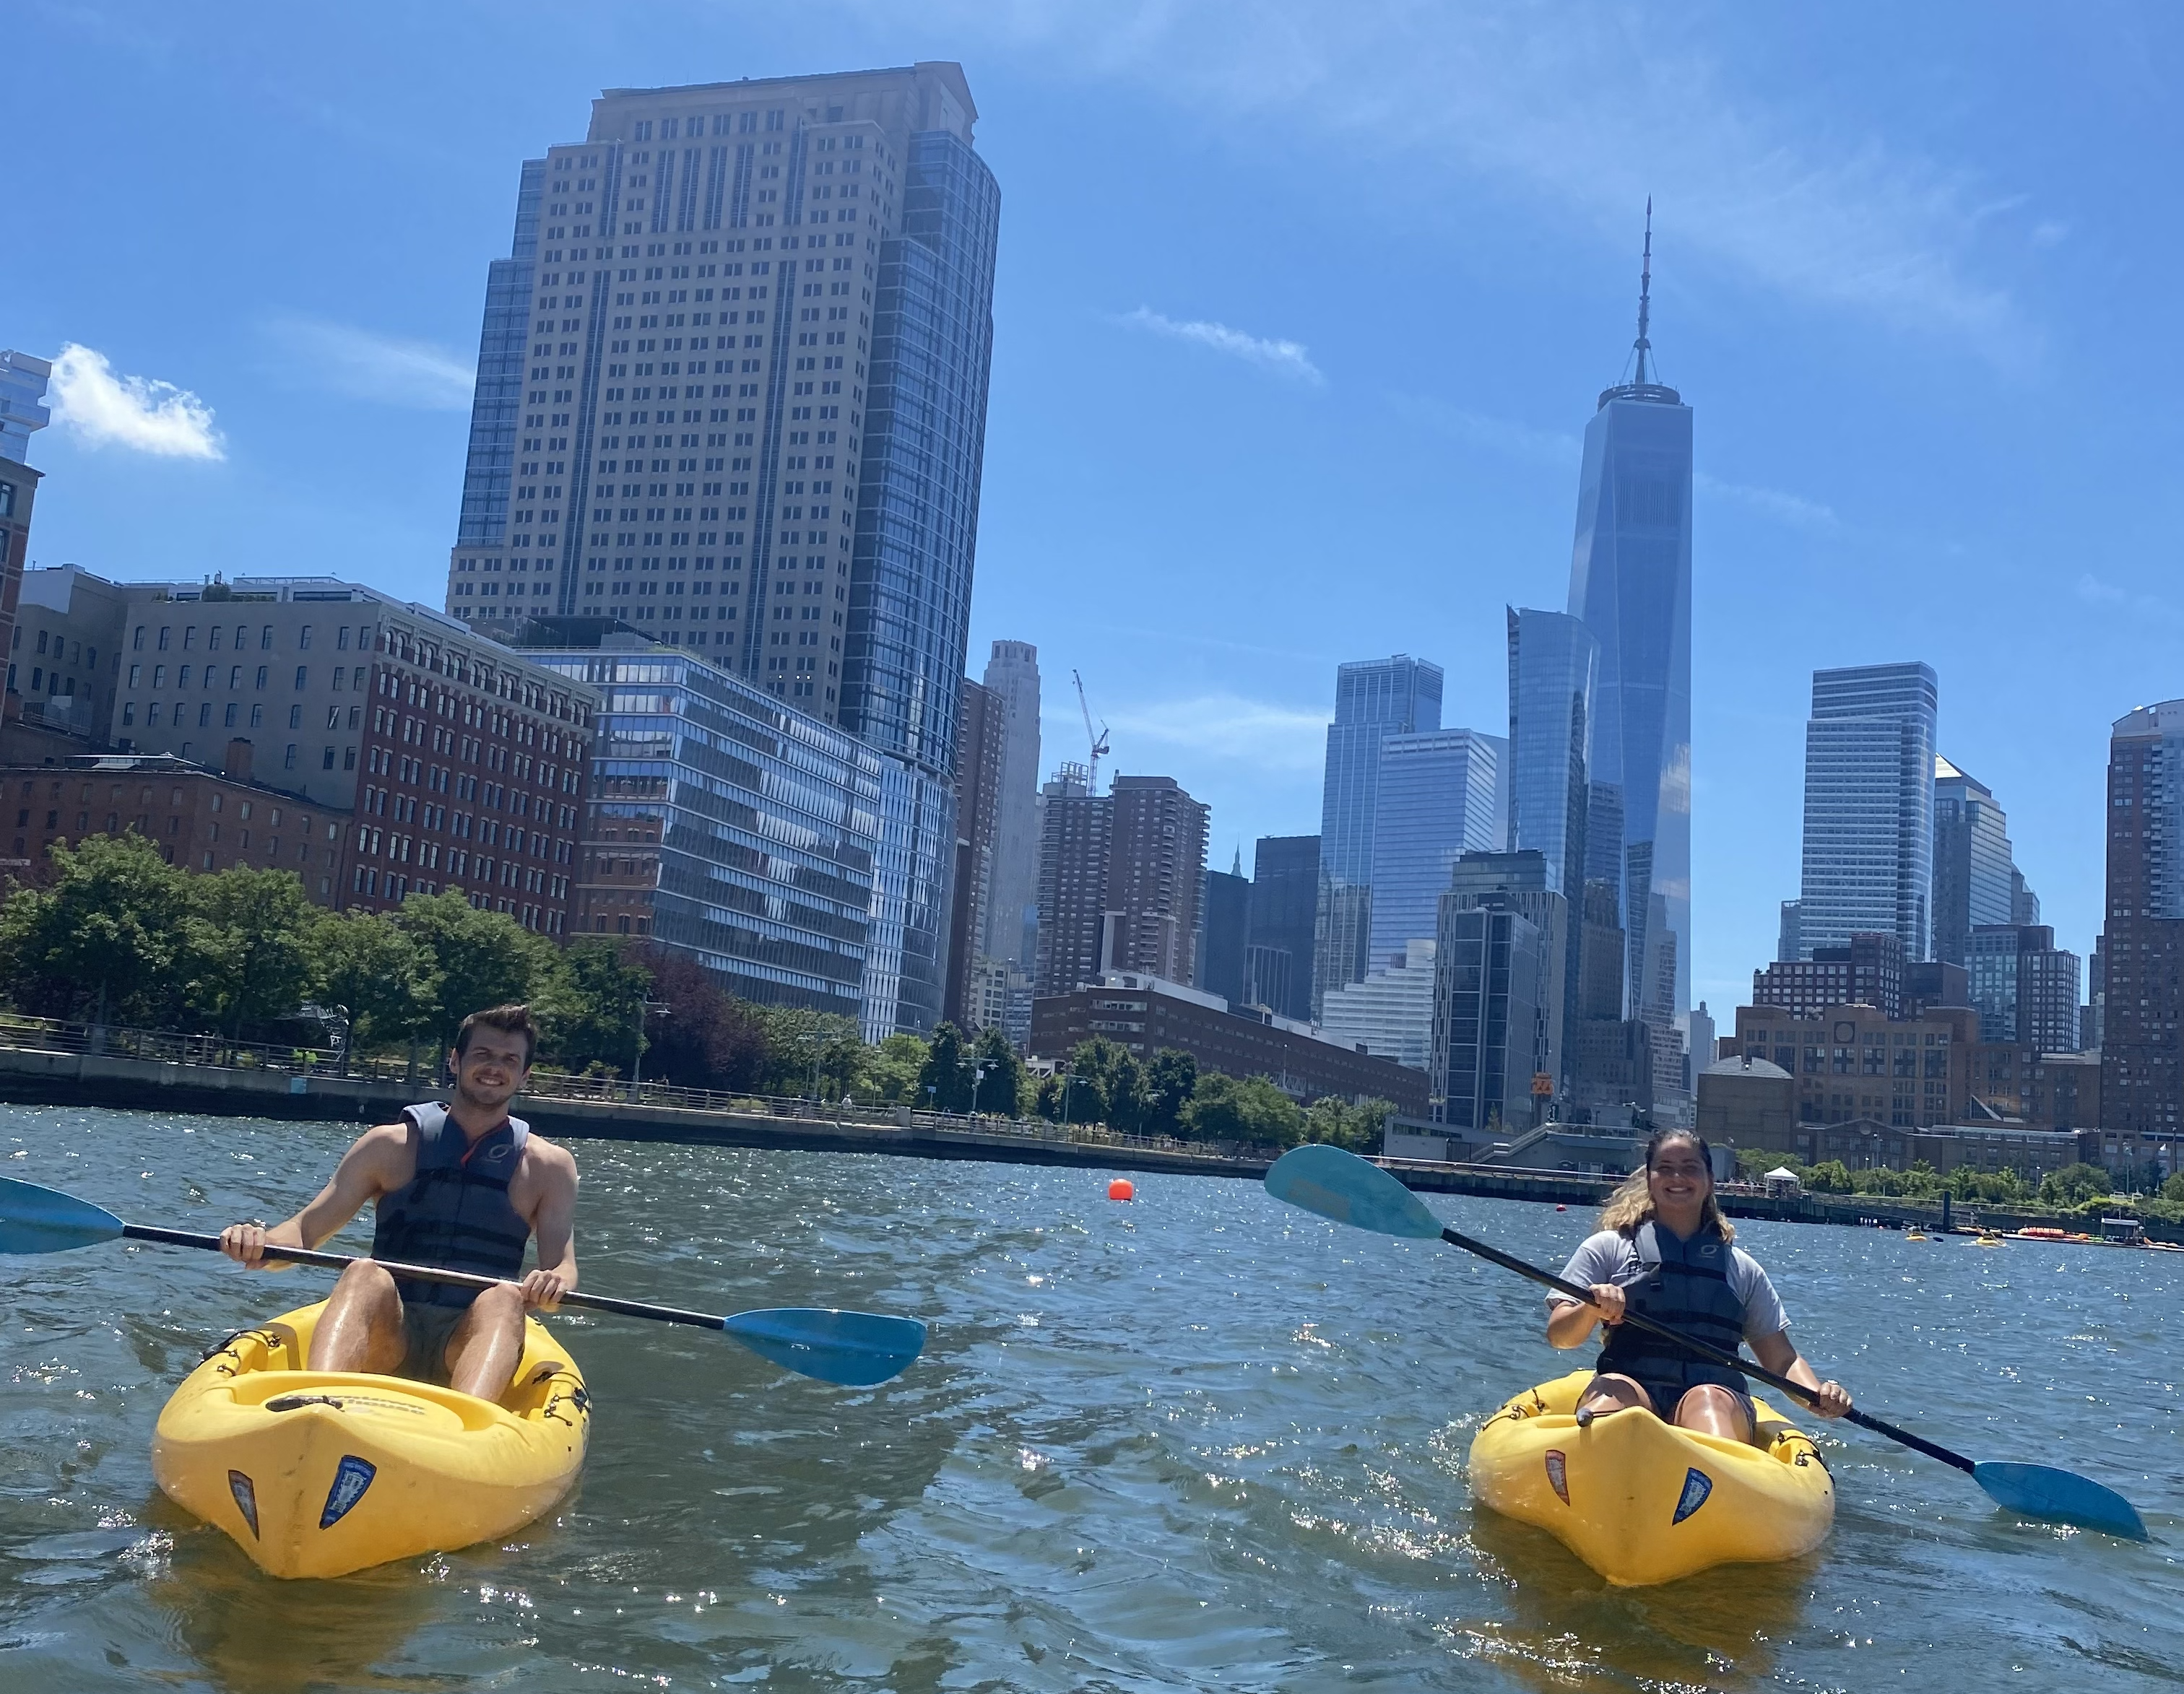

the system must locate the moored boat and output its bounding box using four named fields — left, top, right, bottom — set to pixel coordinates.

left=152, top=1300, right=589, bottom=1579
left=1467, top=1369, right=1834, bottom=1587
